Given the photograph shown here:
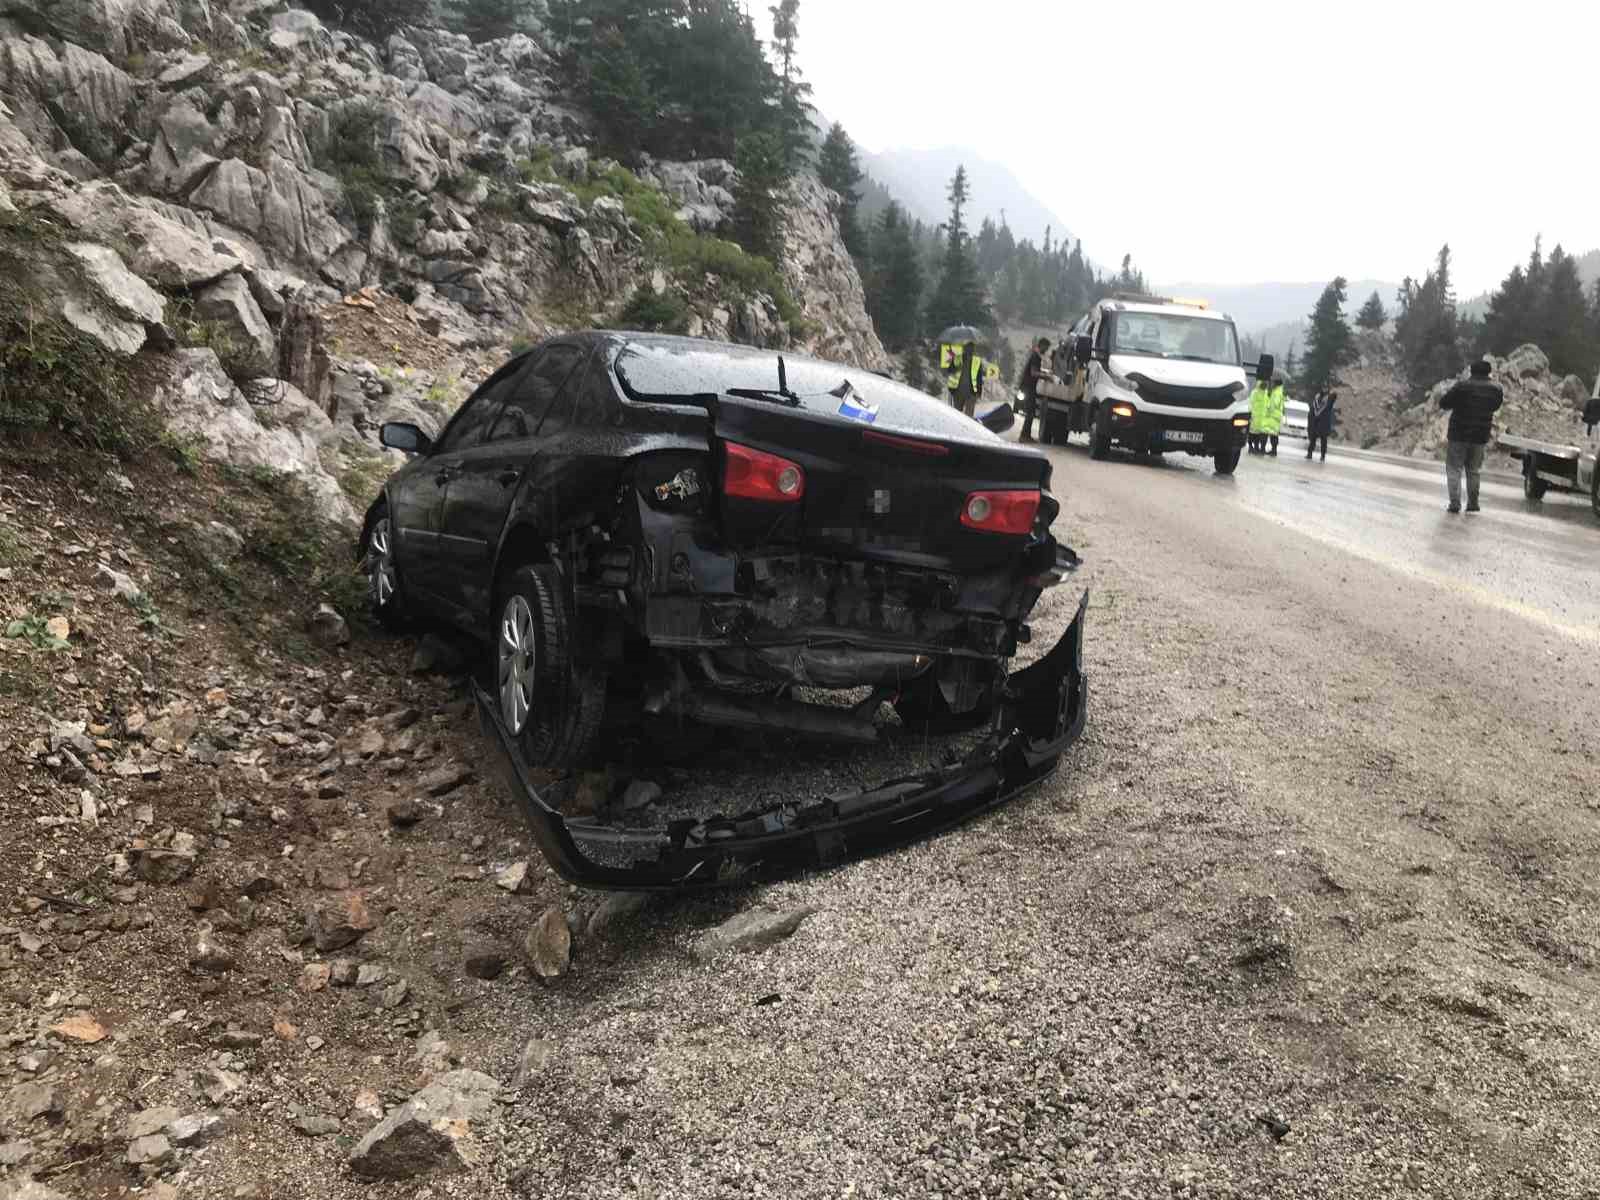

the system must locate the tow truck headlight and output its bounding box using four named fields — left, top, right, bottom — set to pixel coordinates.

left=1232, top=413, right=1250, bottom=427
left=1110, top=403, right=1136, bottom=420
